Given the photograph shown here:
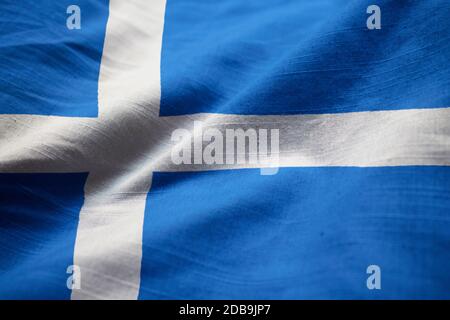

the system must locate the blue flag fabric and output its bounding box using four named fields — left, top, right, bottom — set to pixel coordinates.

left=160, top=0, right=450, bottom=115
left=140, top=167, right=450, bottom=299
left=0, top=1, right=109, bottom=116
left=0, top=173, right=88, bottom=299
